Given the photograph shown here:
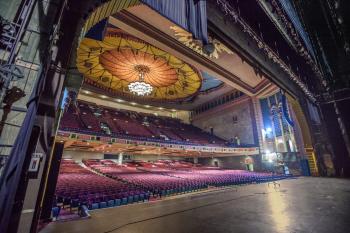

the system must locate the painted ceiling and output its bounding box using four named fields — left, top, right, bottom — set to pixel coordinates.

left=200, top=71, right=223, bottom=92
left=77, top=25, right=226, bottom=102
left=77, top=28, right=204, bottom=101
